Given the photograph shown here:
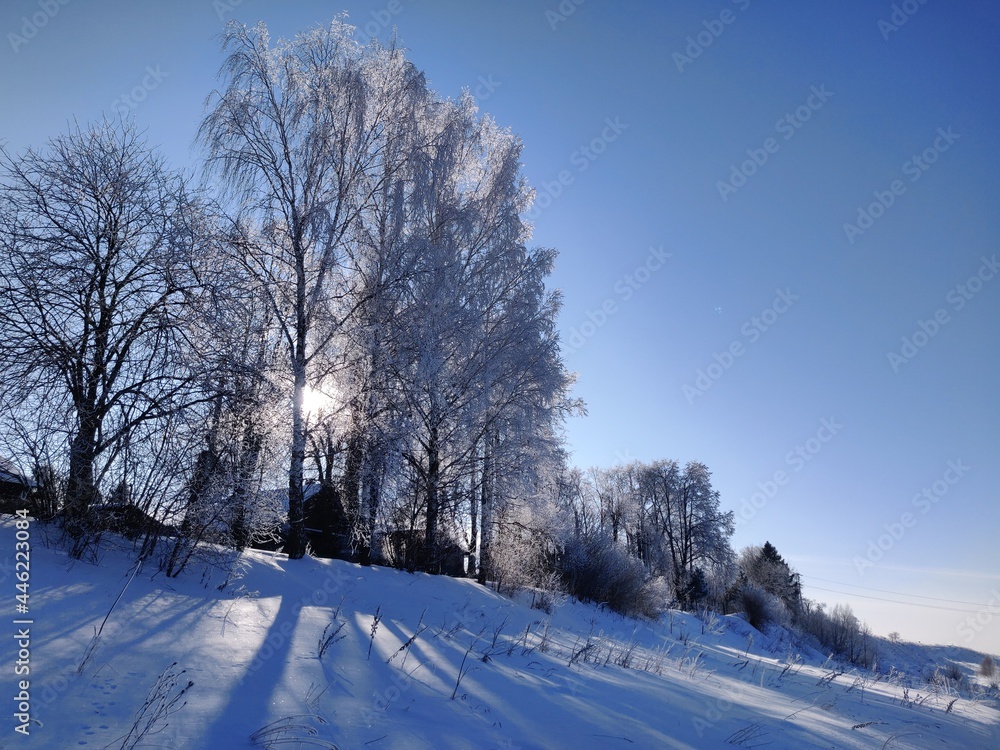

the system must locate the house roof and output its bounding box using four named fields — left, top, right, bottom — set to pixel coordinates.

left=0, top=457, right=30, bottom=487
left=263, top=481, right=324, bottom=512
